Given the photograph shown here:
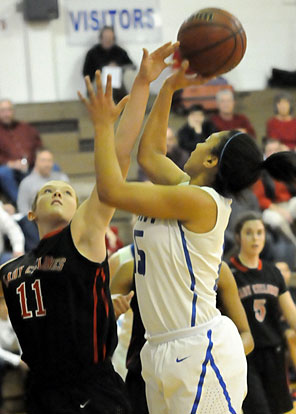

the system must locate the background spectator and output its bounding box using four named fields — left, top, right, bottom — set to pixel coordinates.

left=165, top=126, right=188, bottom=168
left=0, top=99, right=42, bottom=205
left=210, top=89, right=256, bottom=138
left=83, top=26, right=134, bottom=103
left=138, top=127, right=188, bottom=181
left=106, top=226, right=124, bottom=257
left=17, top=148, right=69, bottom=216
left=0, top=202, right=24, bottom=265
left=266, top=92, right=296, bottom=150
left=177, top=104, right=216, bottom=154
left=16, top=148, right=69, bottom=252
